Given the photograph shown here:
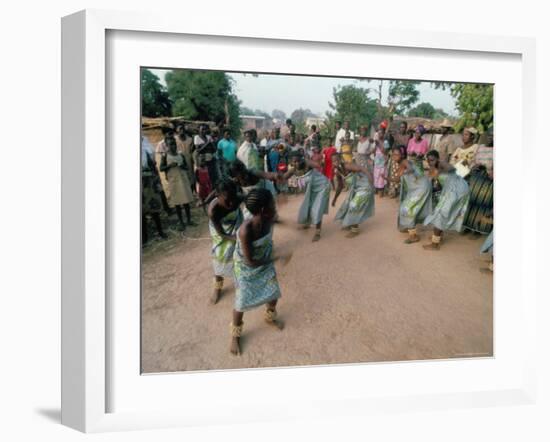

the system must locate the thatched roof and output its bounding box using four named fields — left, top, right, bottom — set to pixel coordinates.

left=390, top=117, right=457, bottom=134
left=141, top=117, right=217, bottom=144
